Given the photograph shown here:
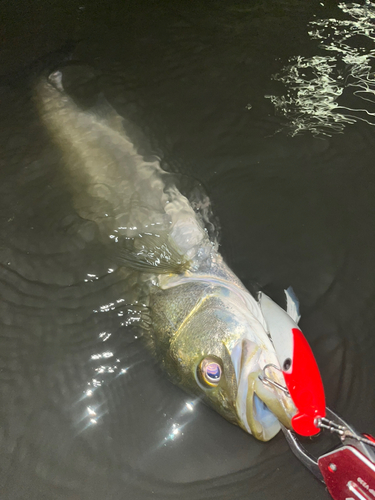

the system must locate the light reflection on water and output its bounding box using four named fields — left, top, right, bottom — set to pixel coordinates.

left=266, top=1, right=375, bottom=136
left=163, top=401, right=198, bottom=443
left=74, top=278, right=147, bottom=430
left=81, top=304, right=142, bottom=428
